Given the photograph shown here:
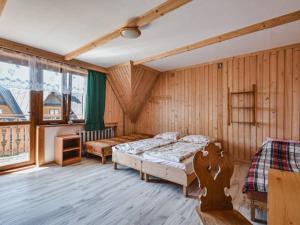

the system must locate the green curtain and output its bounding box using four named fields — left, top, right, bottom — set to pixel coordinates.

left=85, top=70, right=106, bottom=131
